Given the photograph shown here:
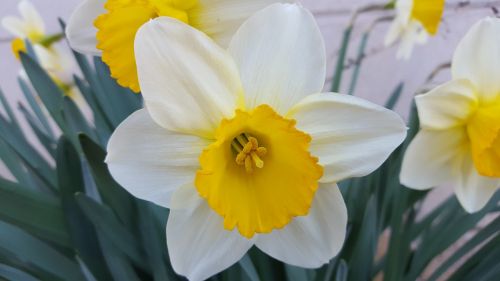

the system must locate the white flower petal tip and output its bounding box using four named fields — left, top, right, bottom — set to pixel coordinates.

left=134, top=17, right=243, bottom=137
left=255, top=184, right=347, bottom=268
left=400, top=129, right=467, bottom=190
left=167, top=185, right=253, bottom=281
left=66, top=0, right=105, bottom=56
left=191, top=0, right=296, bottom=48
left=414, top=79, right=478, bottom=130
left=454, top=153, right=500, bottom=213
left=228, top=3, right=326, bottom=114
left=452, top=17, right=500, bottom=101
left=288, top=93, right=407, bottom=183
left=105, top=109, right=209, bottom=208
